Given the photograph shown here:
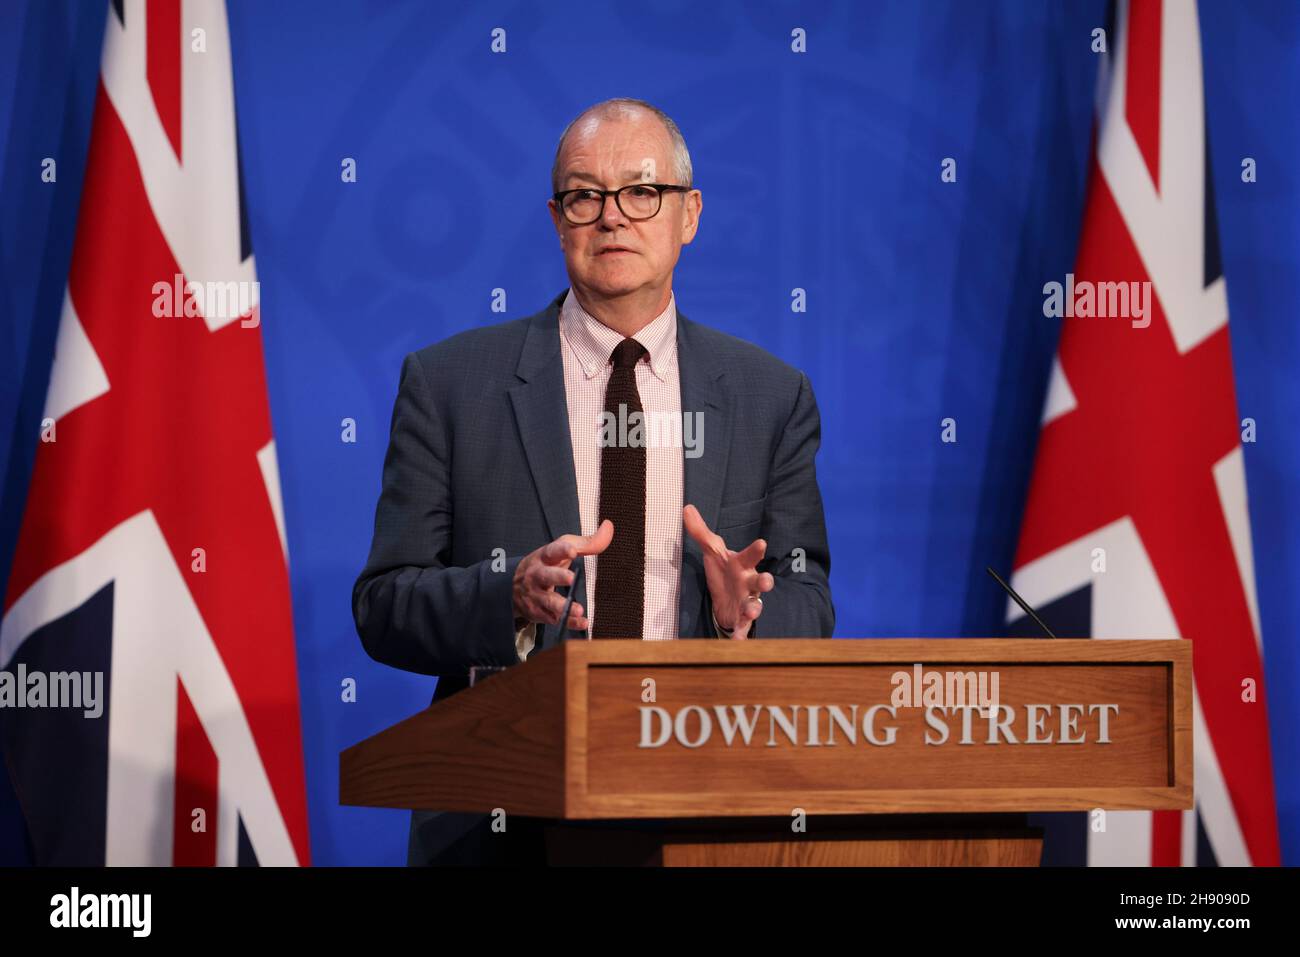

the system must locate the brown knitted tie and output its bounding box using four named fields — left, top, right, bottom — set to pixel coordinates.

left=593, top=337, right=648, bottom=639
